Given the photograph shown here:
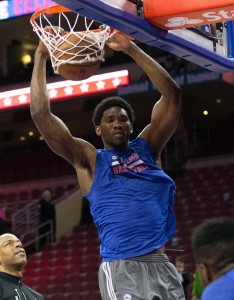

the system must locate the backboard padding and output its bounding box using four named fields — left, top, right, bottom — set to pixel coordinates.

left=54, top=0, right=234, bottom=73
